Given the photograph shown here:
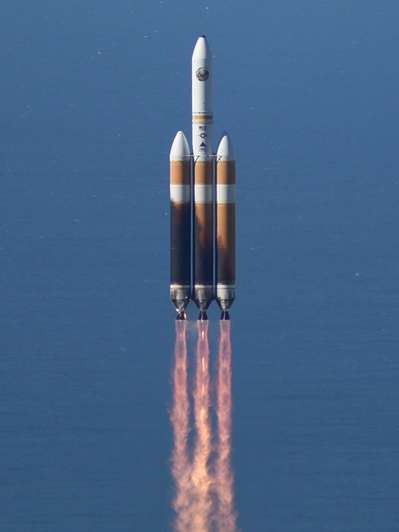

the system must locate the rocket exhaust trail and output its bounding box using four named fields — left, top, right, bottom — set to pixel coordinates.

left=170, top=320, right=192, bottom=532
left=169, top=319, right=238, bottom=531
left=214, top=319, right=237, bottom=532
left=191, top=319, right=213, bottom=531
